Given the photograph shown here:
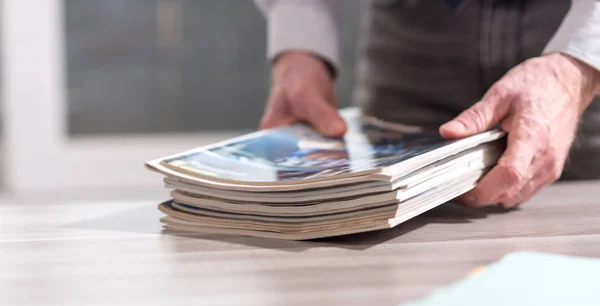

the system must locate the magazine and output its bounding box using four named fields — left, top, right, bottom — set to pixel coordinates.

left=163, top=141, right=502, bottom=203
left=145, top=107, right=506, bottom=240
left=159, top=169, right=484, bottom=240
left=145, top=108, right=505, bottom=190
